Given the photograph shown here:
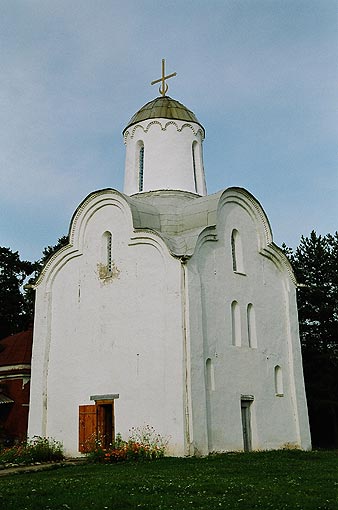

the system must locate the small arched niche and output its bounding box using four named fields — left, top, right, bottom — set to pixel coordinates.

left=231, top=229, right=245, bottom=274
left=231, top=300, right=241, bottom=347
left=274, top=365, right=284, bottom=396
left=206, top=358, right=215, bottom=391
left=247, top=303, right=257, bottom=348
